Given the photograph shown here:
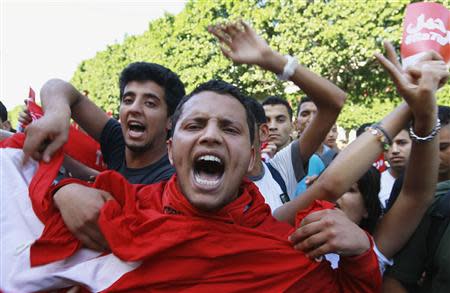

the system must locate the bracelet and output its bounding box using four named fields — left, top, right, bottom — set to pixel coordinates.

left=409, top=118, right=441, bottom=142
left=366, top=127, right=391, bottom=151
left=276, top=55, right=298, bottom=81
left=371, top=124, right=393, bottom=146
